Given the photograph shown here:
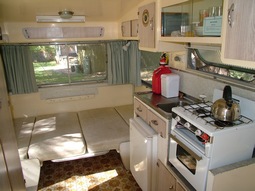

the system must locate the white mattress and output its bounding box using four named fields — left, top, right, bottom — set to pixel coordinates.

left=78, top=107, right=130, bottom=153
left=28, top=112, right=86, bottom=161
left=14, top=116, right=35, bottom=159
